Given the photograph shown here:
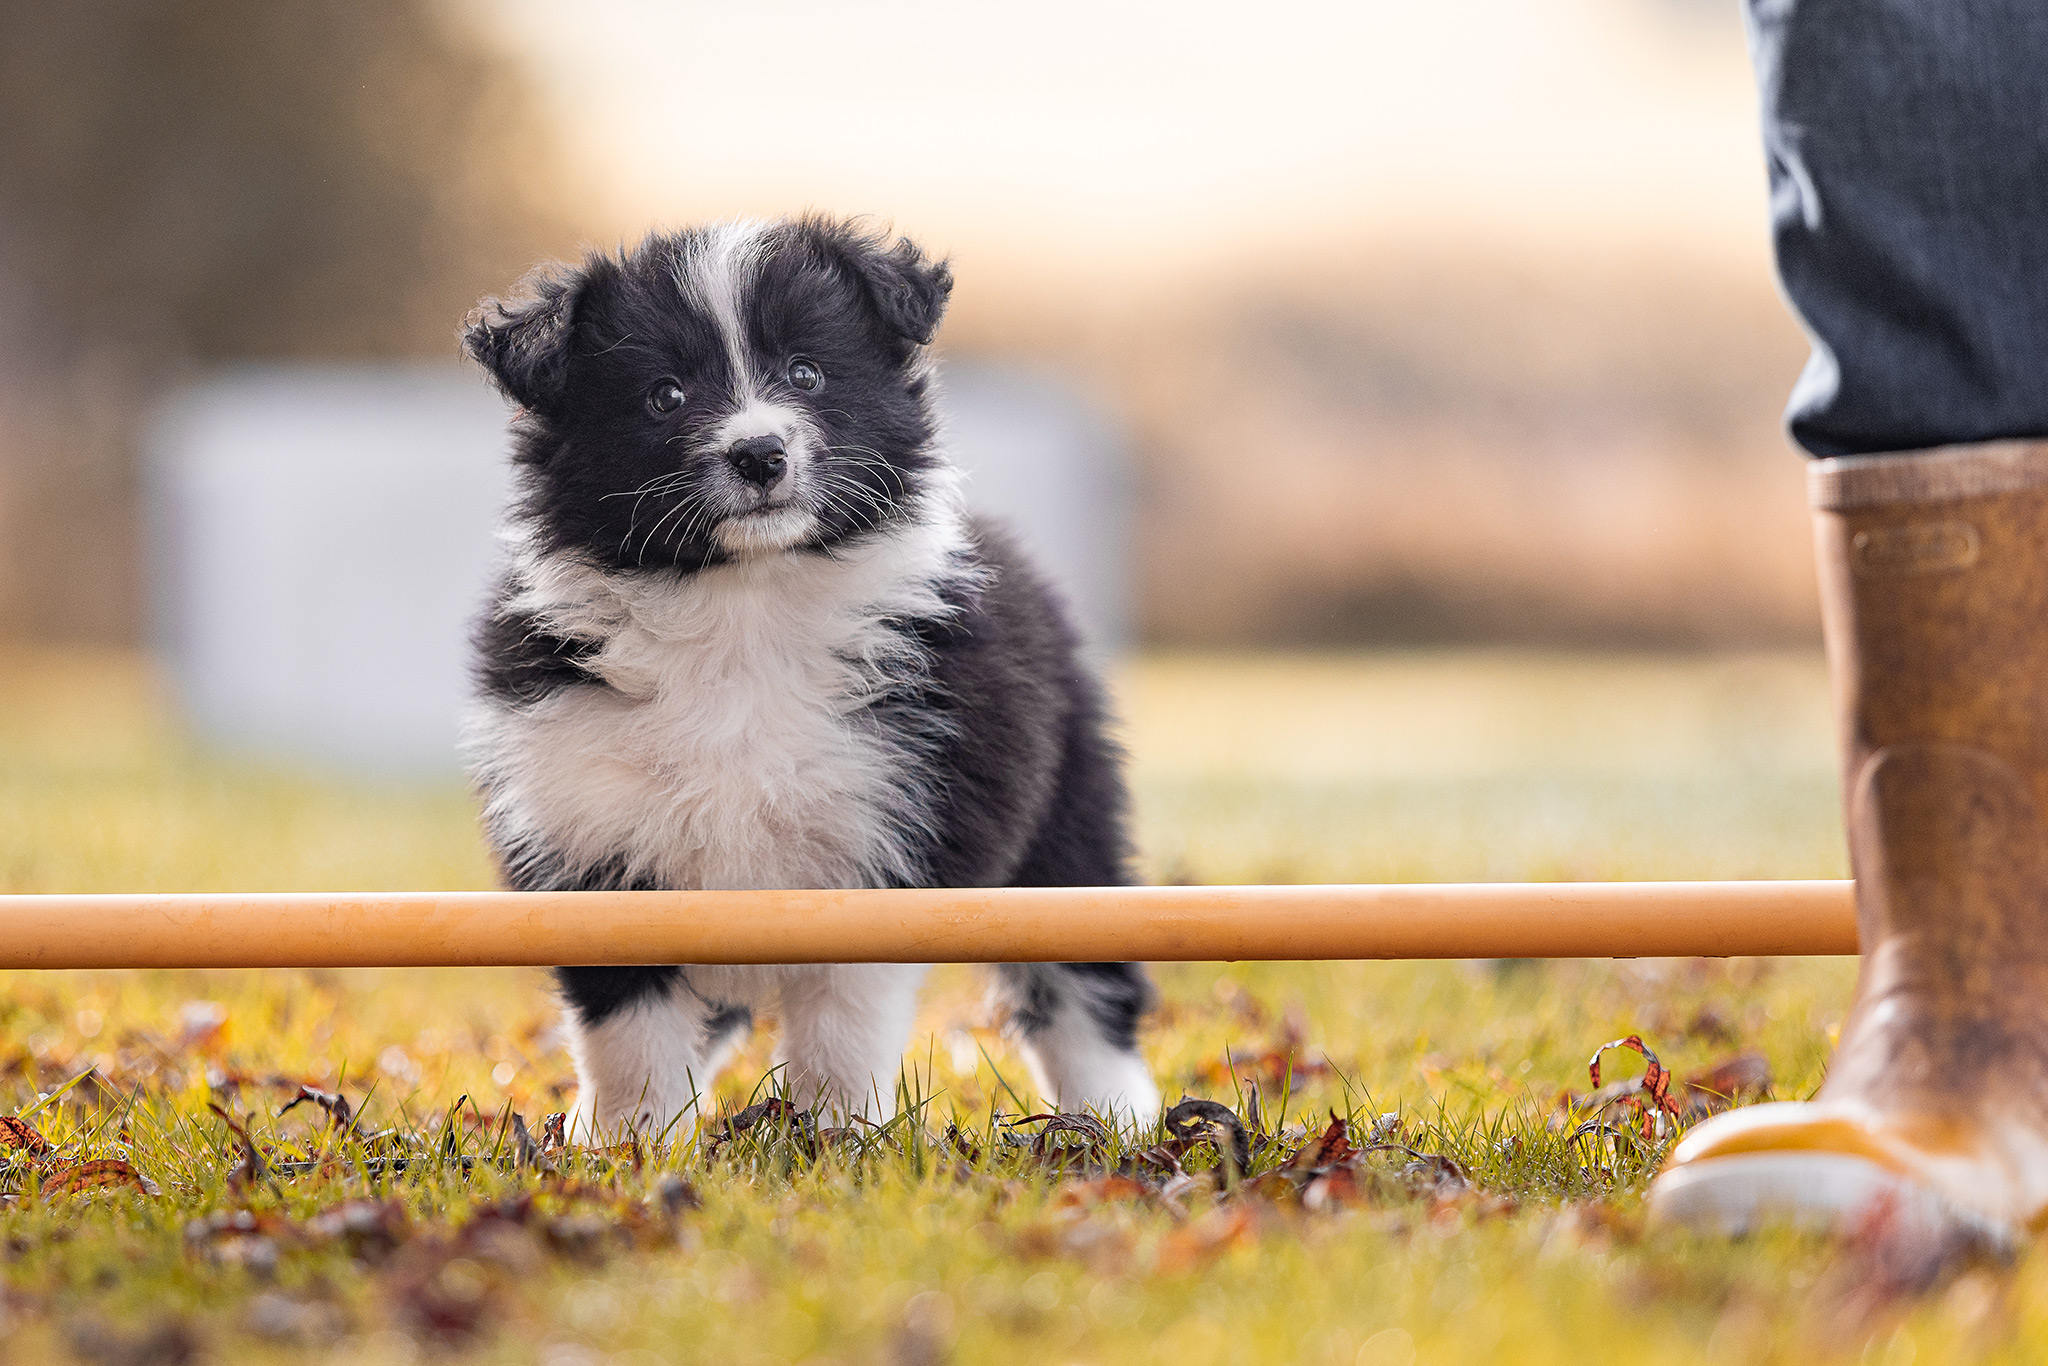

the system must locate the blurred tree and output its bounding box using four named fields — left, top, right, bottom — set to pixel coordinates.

left=0, top=0, right=574, bottom=641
